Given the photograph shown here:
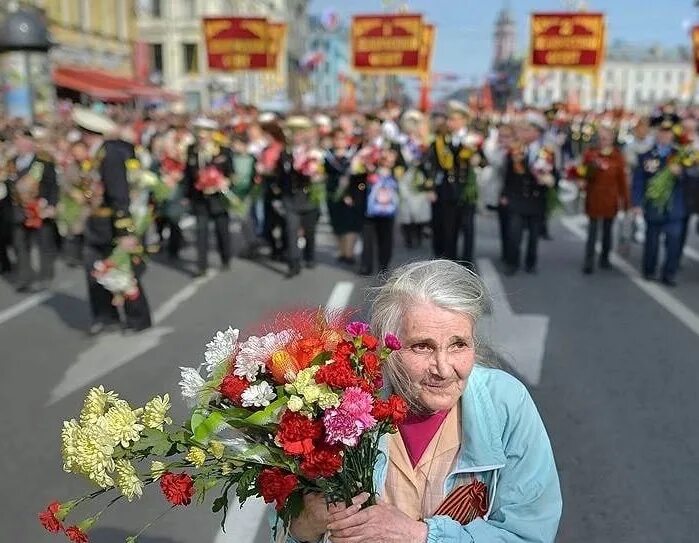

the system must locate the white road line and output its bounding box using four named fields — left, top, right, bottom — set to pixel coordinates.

left=683, top=245, right=699, bottom=264
left=560, top=216, right=699, bottom=338
left=48, top=271, right=219, bottom=405
left=214, top=280, right=356, bottom=543
left=325, top=281, right=355, bottom=312
left=0, top=281, right=74, bottom=326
